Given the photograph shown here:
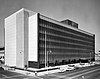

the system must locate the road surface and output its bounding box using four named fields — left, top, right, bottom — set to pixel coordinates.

left=39, top=65, right=100, bottom=79
left=0, top=65, right=100, bottom=79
